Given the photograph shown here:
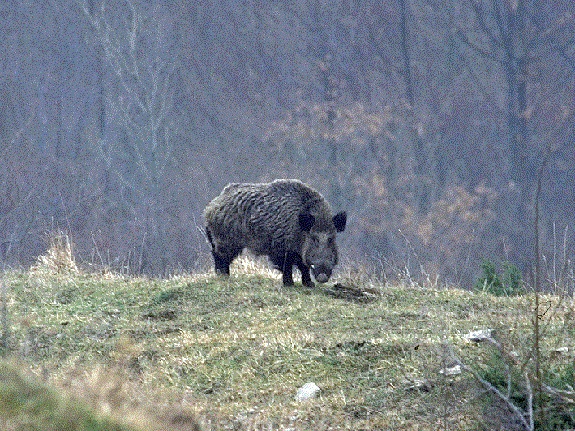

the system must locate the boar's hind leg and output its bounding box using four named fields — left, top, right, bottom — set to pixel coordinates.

left=212, top=252, right=231, bottom=275
left=280, top=253, right=295, bottom=286
left=212, top=247, right=241, bottom=276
